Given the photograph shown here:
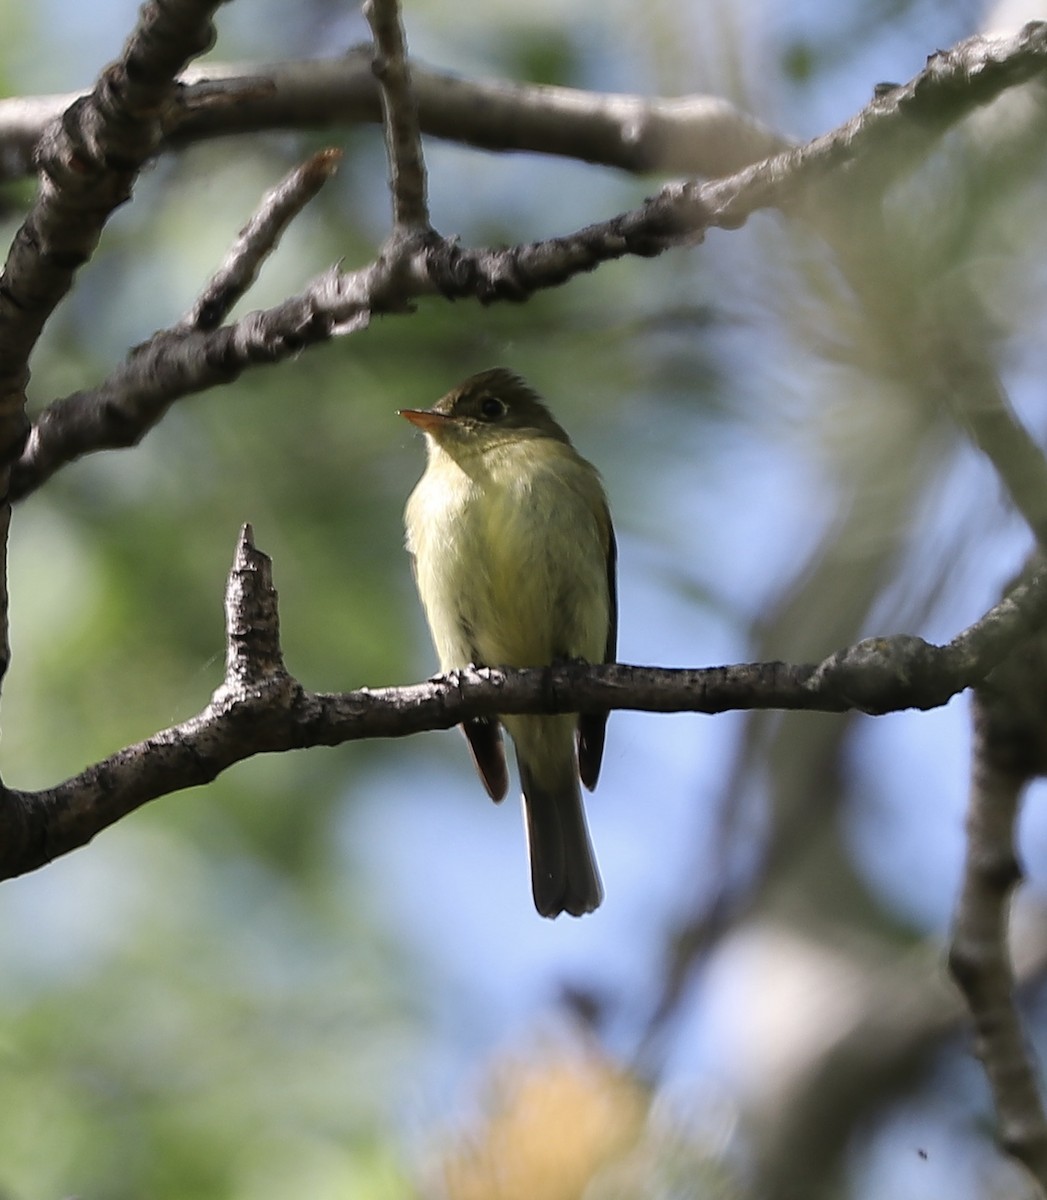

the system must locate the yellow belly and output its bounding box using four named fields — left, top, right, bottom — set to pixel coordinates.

left=406, top=437, right=610, bottom=673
